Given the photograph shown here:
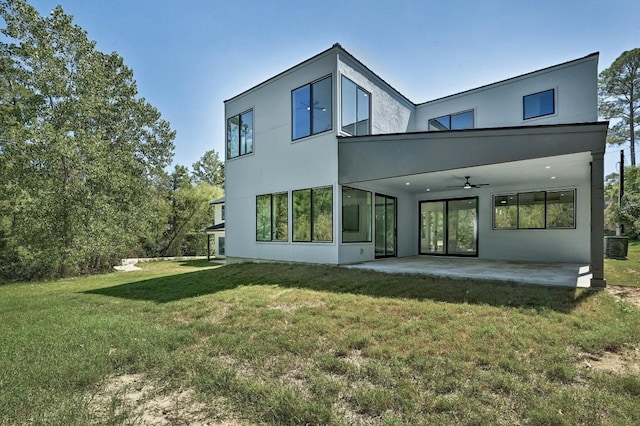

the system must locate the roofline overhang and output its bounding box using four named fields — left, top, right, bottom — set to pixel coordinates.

left=338, top=122, right=608, bottom=185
